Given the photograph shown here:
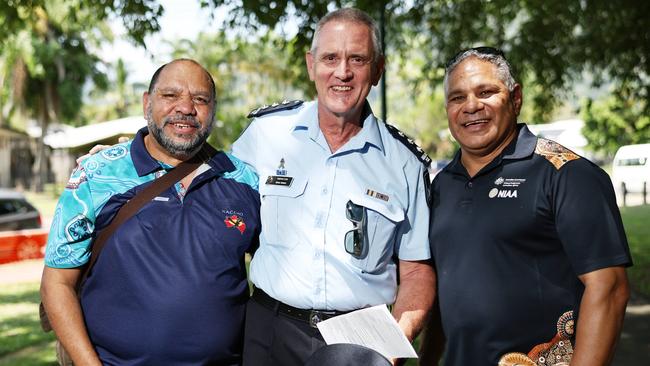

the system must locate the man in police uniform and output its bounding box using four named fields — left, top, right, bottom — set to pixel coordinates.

left=422, top=47, right=632, bottom=365
left=232, top=8, right=434, bottom=366
left=41, top=59, right=260, bottom=365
